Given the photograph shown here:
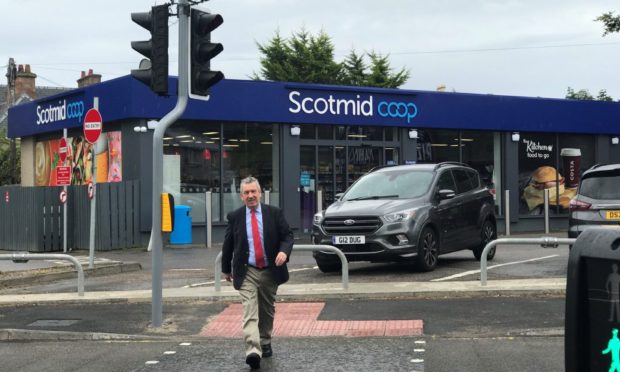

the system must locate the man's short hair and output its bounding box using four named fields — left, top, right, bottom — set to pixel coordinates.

left=240, top=176, right=261, bottom=192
